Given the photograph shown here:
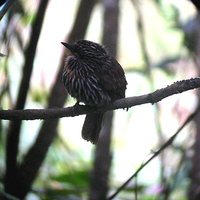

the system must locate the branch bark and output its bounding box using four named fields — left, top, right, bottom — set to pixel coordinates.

left=0, top=0, right=16, bottom=20
left=0, top=77, right=200, bottom=121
